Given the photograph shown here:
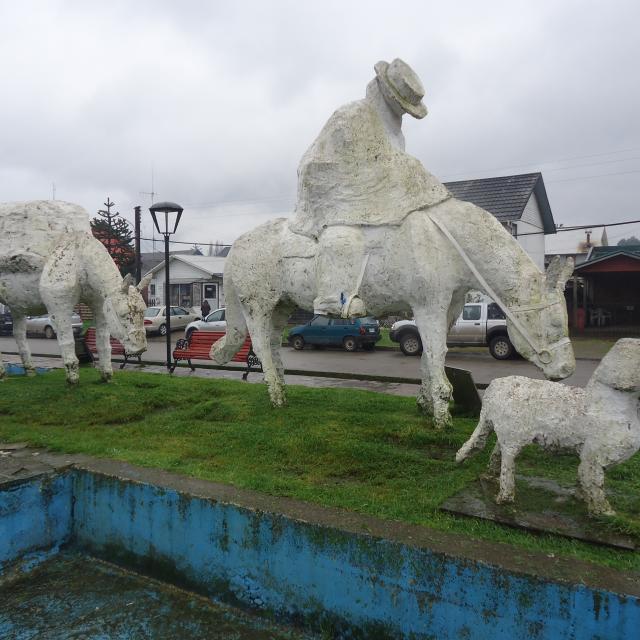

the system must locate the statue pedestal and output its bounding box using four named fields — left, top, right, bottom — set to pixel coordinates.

left=441, top=475, right=637, bottom=550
